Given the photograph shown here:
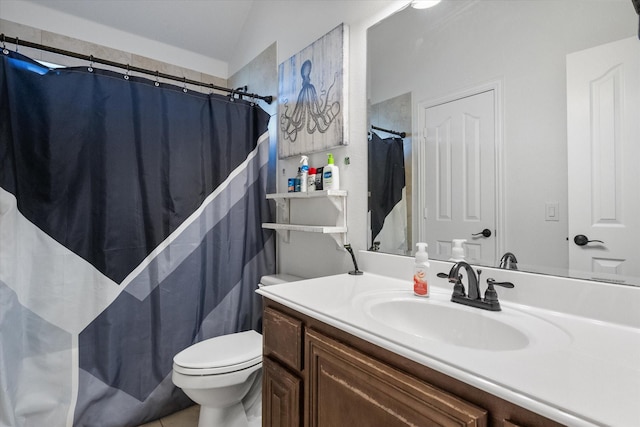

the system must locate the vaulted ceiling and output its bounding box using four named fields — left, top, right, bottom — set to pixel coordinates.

left=22, top=0, right=256, bottom=62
